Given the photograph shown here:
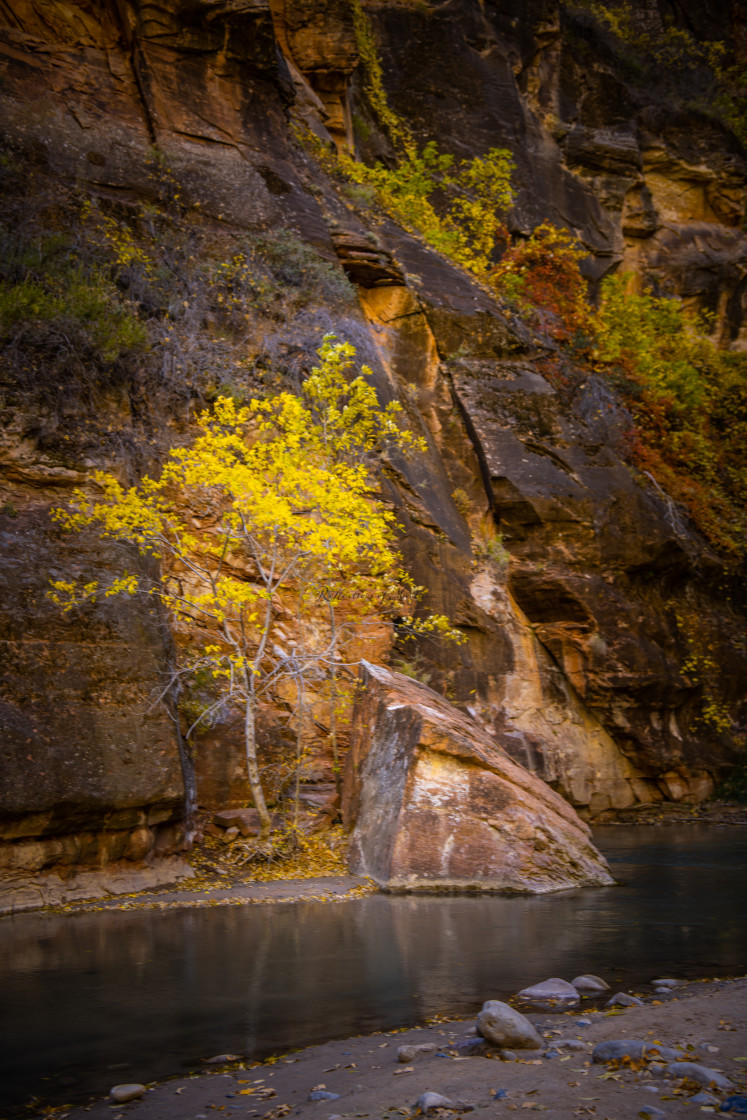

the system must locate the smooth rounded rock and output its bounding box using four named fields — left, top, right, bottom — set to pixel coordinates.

left=454, top=1037, right=491, bottom=1056
left=555, top=1038, right=587, bottom=1051
left=690, top=1091, right=720, bottom=1106
left=593, top=1038, right=681, bottom=1065
left=638, top=1107, right=666, bottom=1120
left=651, top=978, right=685, bottom=989
left=309, top=1091, right=340, bottom=1102
left=593, top=1039, right=645, bottom=1064
left=398, top=1043, right=438, bottom=1062
left=398, top=1046, right=418, bottom=1063
left=516, top=979, right=580, bottom=1007
left=416, top=1092, right=455, bottom=1113
left=721, top=1096, right=747, bottom=1113
left=644, top=1044, right=681, bottom=1062
left=605, top=992, right=644, bottom=1008
left=663, top=1062, right=732, bottom=1091
left=571, top=974, right=610, bottom=993
left=476, top=1000, right=544, bottom=1050
left=110, top=1084, right=146, bottom=1103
